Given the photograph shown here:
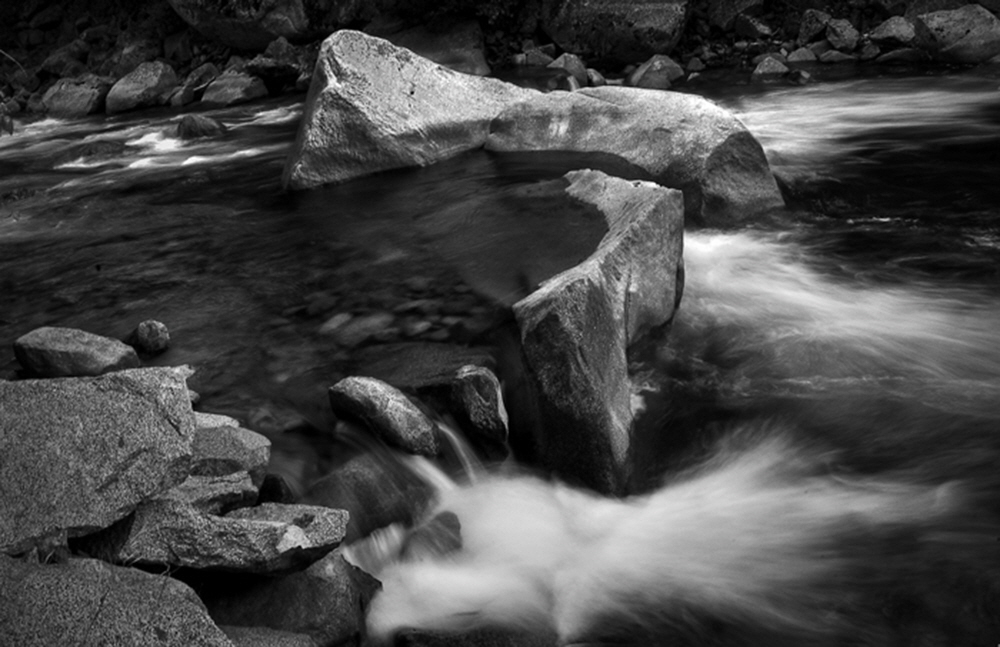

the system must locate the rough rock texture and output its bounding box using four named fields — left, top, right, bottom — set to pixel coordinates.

left=541, top=0, right=690, bottom=65
left=486, top=86, right=784, bottom=228
left=206, top=549, right=380, bottom=646
left=13, top=326, right=140, bottom=377
left=914, top=4, right=1000, bottom=63
left=379, top=20, right=491, bottom=76
left=826, top=18, right=860, bottom=51
left=870, top=16, right=917, bottom=47
left=798, top=9, right=832, bottom=44
left=126, top=319, right=171, bottom=354
left=113, top=499, right=348, bottom=573
left=106, top=60, right=178, bottom=114
left=752, top=57, right=790, bottom=79
left=451, top=365, right=509, bottom=462
left=328, top=376, right=441, bottom=456
left=202, top=71, right=269, bottom=105
left=192, top=425, right=272, bottom=487
left=282, top=30, right=536, bottom=190
left=41, top=74, right=113, bottom=116
left=512, top=170, right=684, bottom=494
left=222, top=625, right=318, bottom=647
left=707, top=0, right=764, bottom=30
left=626, top=54, right=685, bottom=89
left=548, top=52, right=588, bottom=84
left=167, top=472, right=260, bottom=513
left=0, top=556, right=232, bottom=646
left=0, top=367, right=195, bottom=554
